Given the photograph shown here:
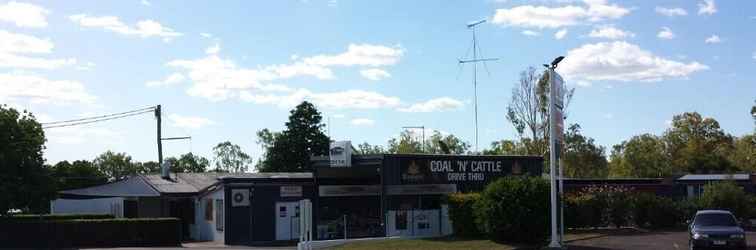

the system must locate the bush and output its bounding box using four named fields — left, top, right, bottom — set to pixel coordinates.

left=0, top=213, right=114, bottom=221
left=565, top=185, right=633, bottom=228
left=565, top=192, right=606, bottom=228
left=446, top=193, right=481, bottom=237
left=631, top=193, right=685, bottom=229
left=698, top=181, right=752, bottom=220
left=0, top=217, right=181, bottom=248
left=474, top=177, right=549, bottom=243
